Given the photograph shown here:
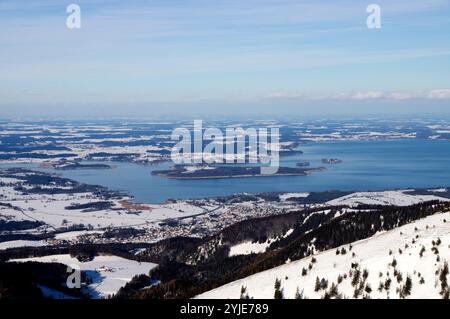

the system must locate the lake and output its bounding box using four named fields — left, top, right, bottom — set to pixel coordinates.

left=2, top=139, right=450, bottom=203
